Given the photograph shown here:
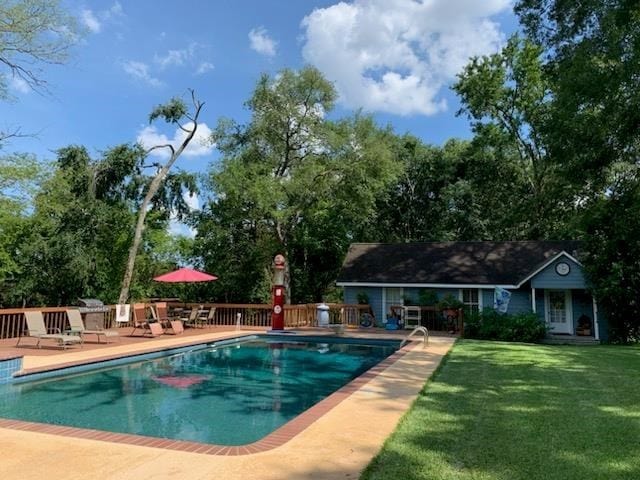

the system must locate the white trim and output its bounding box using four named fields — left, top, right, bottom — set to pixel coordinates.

left=531, top=287, right=536, bottom=313
left=593, top=297, right=600, bottom=340
left=516, top=251, right=583, bottom=288
left=545, top=289, right=573, bottom=334
left=337, top=282, right=517, bottom=289
left=478, top=288, right=484, bottom=311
